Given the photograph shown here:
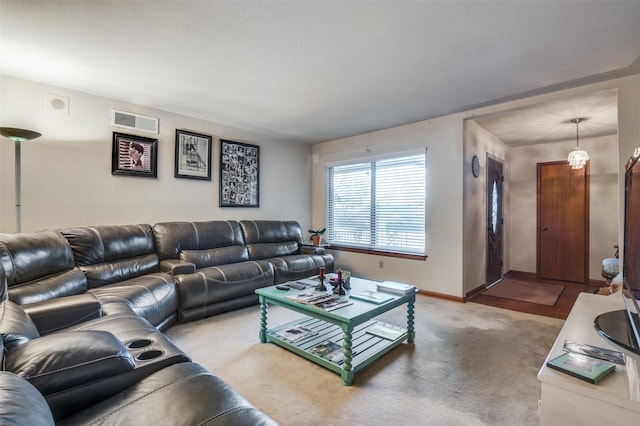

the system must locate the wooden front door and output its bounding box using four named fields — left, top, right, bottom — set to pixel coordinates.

left=537, top=161, right=589, bottom=283
left=486, top=155, right=504, bottom=287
